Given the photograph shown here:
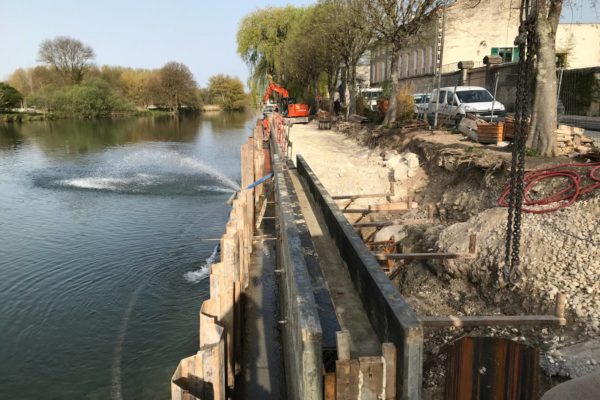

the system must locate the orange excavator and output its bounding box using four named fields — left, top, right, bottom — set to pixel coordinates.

left=263, top=80, right=309, bottom=123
